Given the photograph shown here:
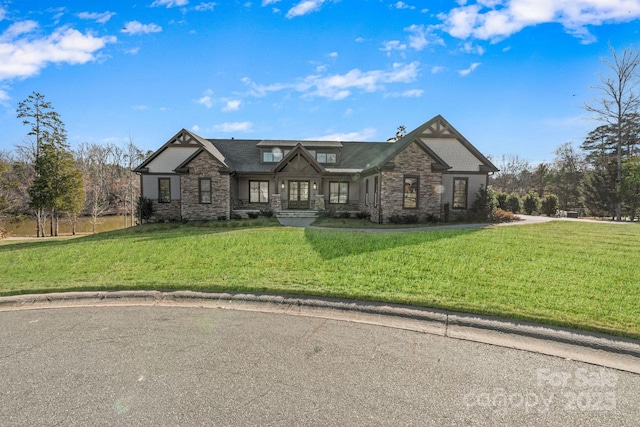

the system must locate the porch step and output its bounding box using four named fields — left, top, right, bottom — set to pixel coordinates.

left=276, top=210, right=318, bottom=219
